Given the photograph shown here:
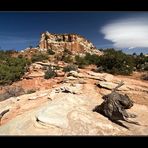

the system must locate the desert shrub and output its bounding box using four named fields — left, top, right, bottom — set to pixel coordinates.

left=0, top=92, right=11, bottom=101
left=74, top=53, right=100, bottom=68
left=0, top=86, right=25, bottom=101
left=54, top=66, right=60, bottom=70
left=26, top=89, right=36, bottom=94
left=97, top=49, right=134, bottom=75
left=84, top=53, right=100, bottom=65
left=93, top=66, right=104, bottom=73
left=31, top=53, right=48, bottom=62
left=0, top=50, right=14, bottom=60
left=141, top=73, right=148, bottom=81
left=75, top=55, right=89, bottom=68
left=44, top=66, right=57, bottom=79
left=63, top=64, right=78, bottom=72
left=62, top=55, right=73, bottom=63
left=47, top=49, right=55, bottom=55
left=63, top=48, right=72, bottom=55
left=0, top=52, right=30, bottom=85
left=60, top=49, right=73, bottom=63
left=5, top=86, right=25, bottom=97
left=54, top=54, right=62, bottom=61
left=144, top=63, right=148, bottom=71
left=18, top=54, right=23, bottom=58
left=133, top=55, right=148, bottom=71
